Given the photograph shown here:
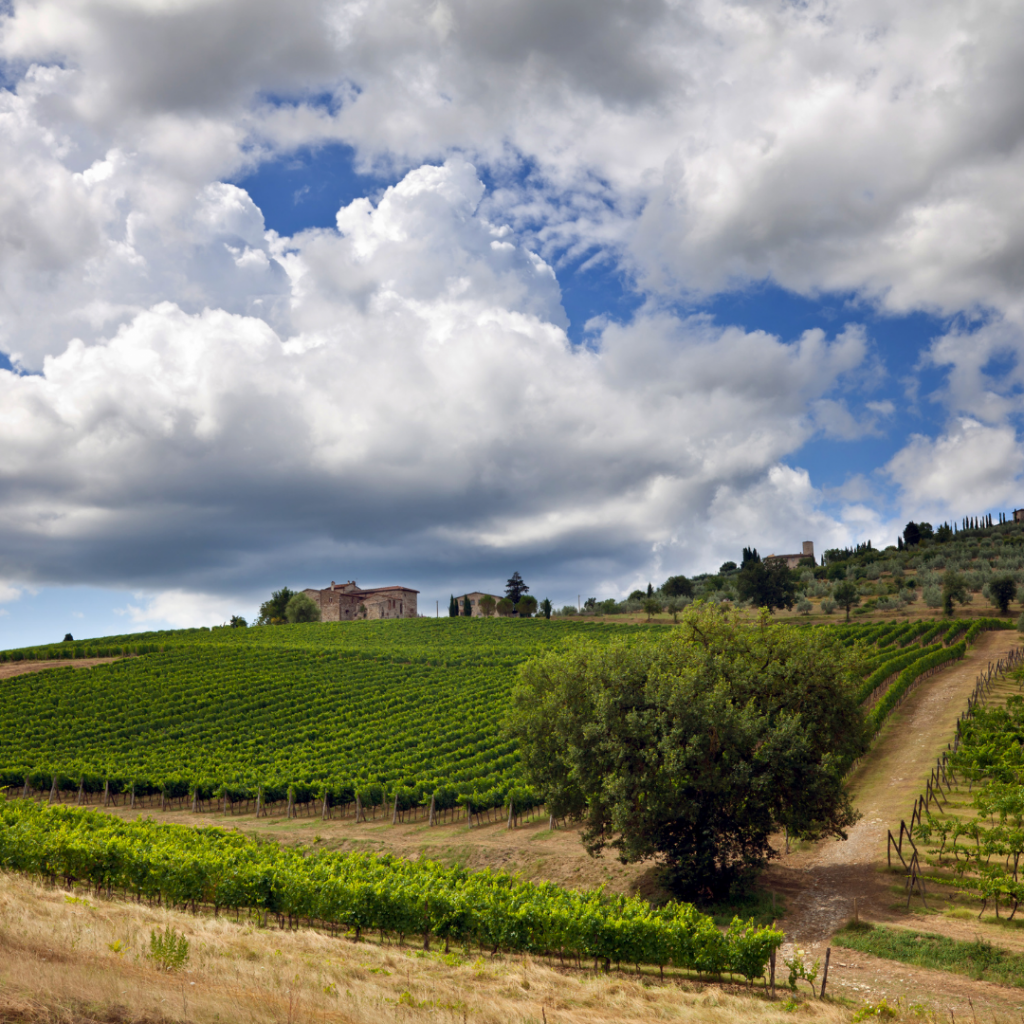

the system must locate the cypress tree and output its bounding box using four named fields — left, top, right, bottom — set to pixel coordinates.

left=448, top=595, right=458, bottom=617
